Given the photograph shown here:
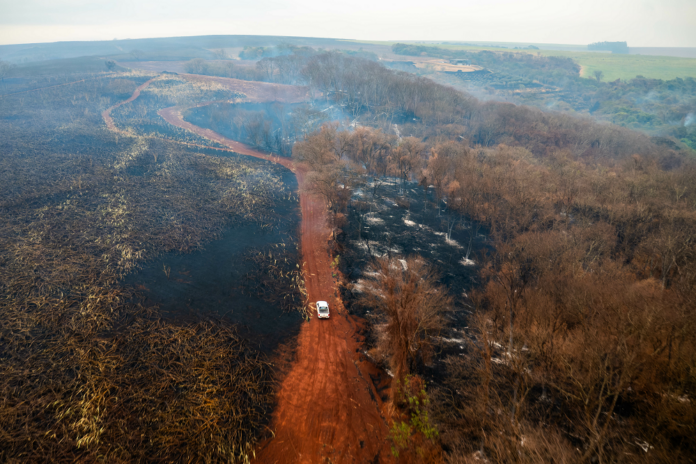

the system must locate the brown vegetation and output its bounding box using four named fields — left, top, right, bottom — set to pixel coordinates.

left=293, top=118, right=696, bottom=461
left=432, top=144, right=696, bottom=462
